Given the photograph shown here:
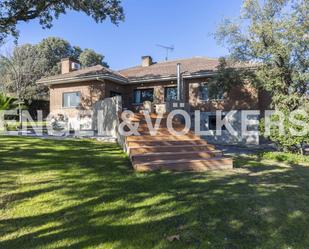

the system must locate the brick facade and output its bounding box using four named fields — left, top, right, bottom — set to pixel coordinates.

left=50, top=76, right=269, bottom=116
left=49, top=80, right=126, bottom=117
left=41, top=57, right=273, bottom=145
left=122, top=77, right=264, bottom=112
